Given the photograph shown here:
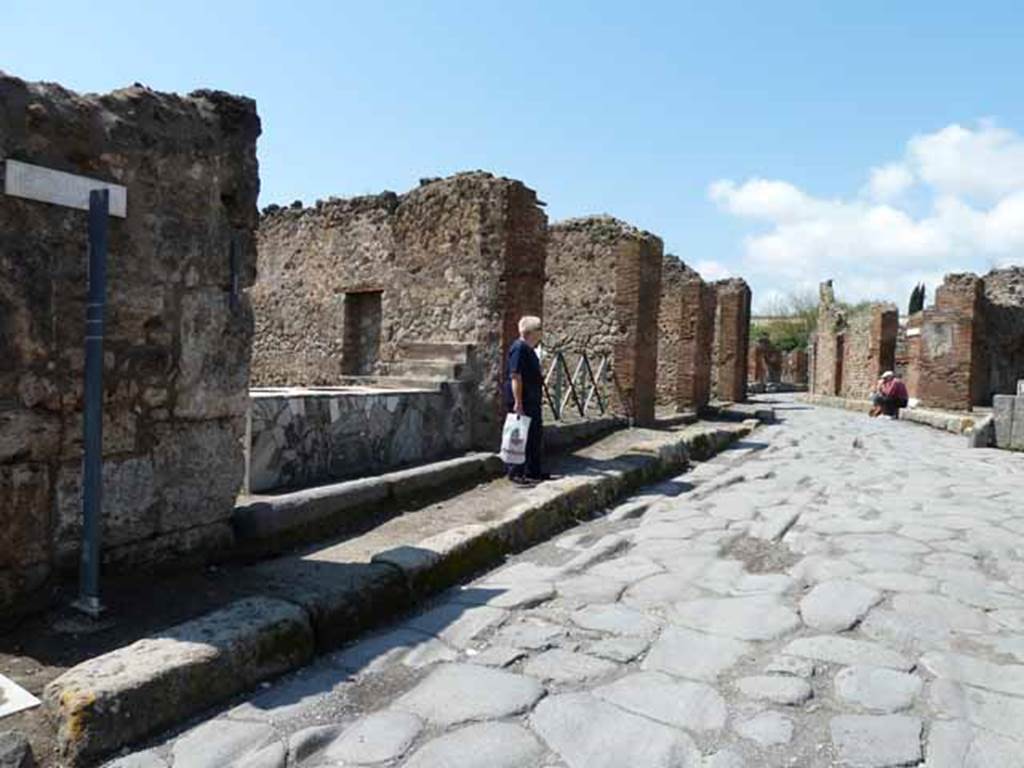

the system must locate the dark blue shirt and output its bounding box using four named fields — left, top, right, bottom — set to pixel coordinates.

left=505, top=339, right=543, bottom=417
